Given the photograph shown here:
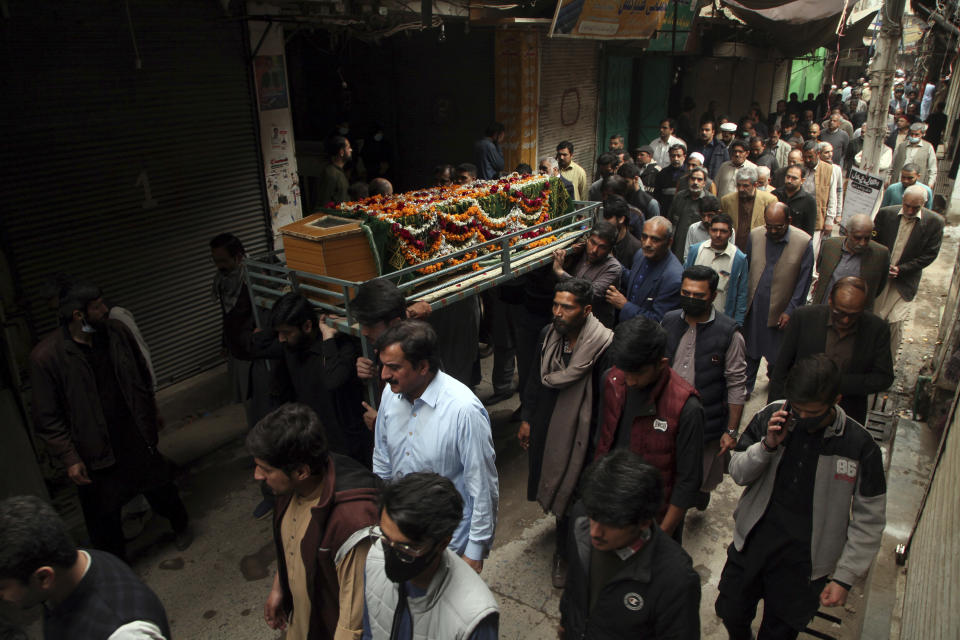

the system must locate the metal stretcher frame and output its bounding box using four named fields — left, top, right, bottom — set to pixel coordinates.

left=243, top=200, right=601, bottom=338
